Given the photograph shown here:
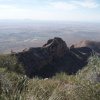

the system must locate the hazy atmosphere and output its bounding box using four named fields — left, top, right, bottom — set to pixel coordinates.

left=0, top=0, right=100, bottom=22
left=0, top=21, right=100, bottom=53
